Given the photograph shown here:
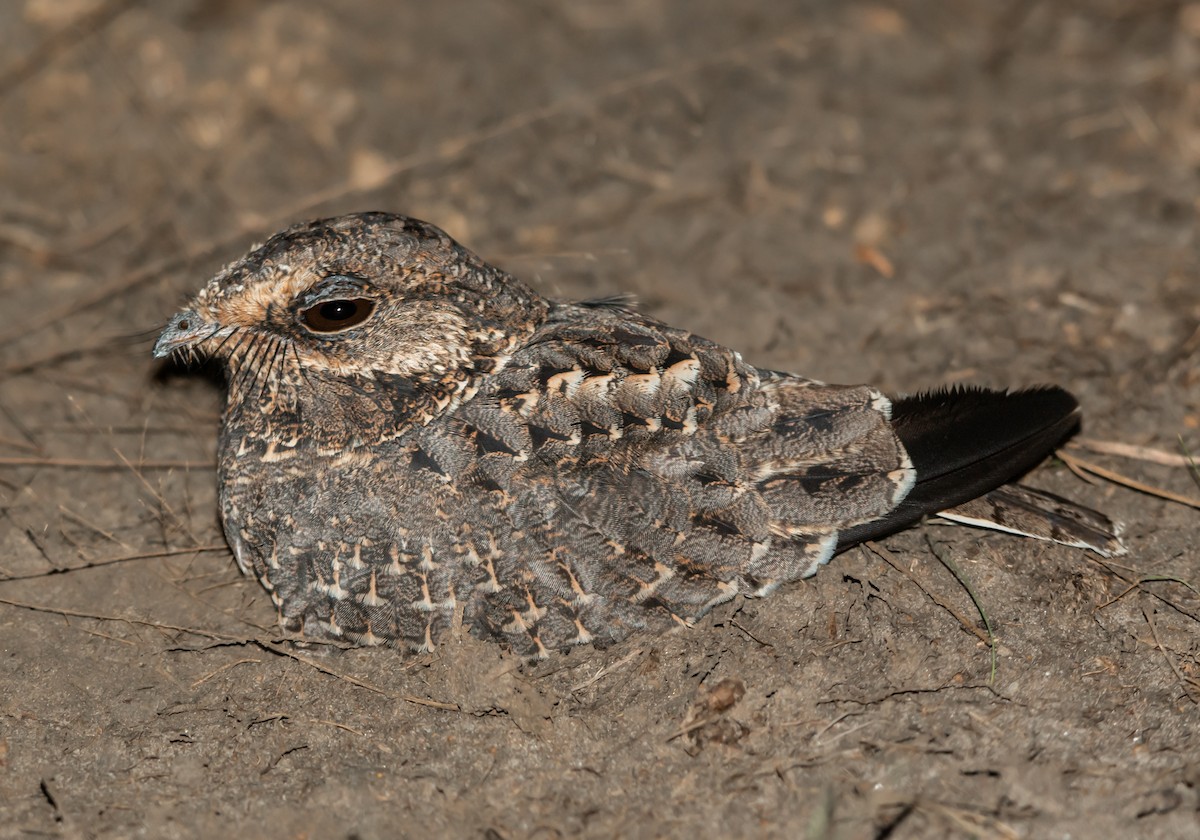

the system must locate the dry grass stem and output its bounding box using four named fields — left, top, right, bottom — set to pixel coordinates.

left=1057, top=450, right=1200, bottom=510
